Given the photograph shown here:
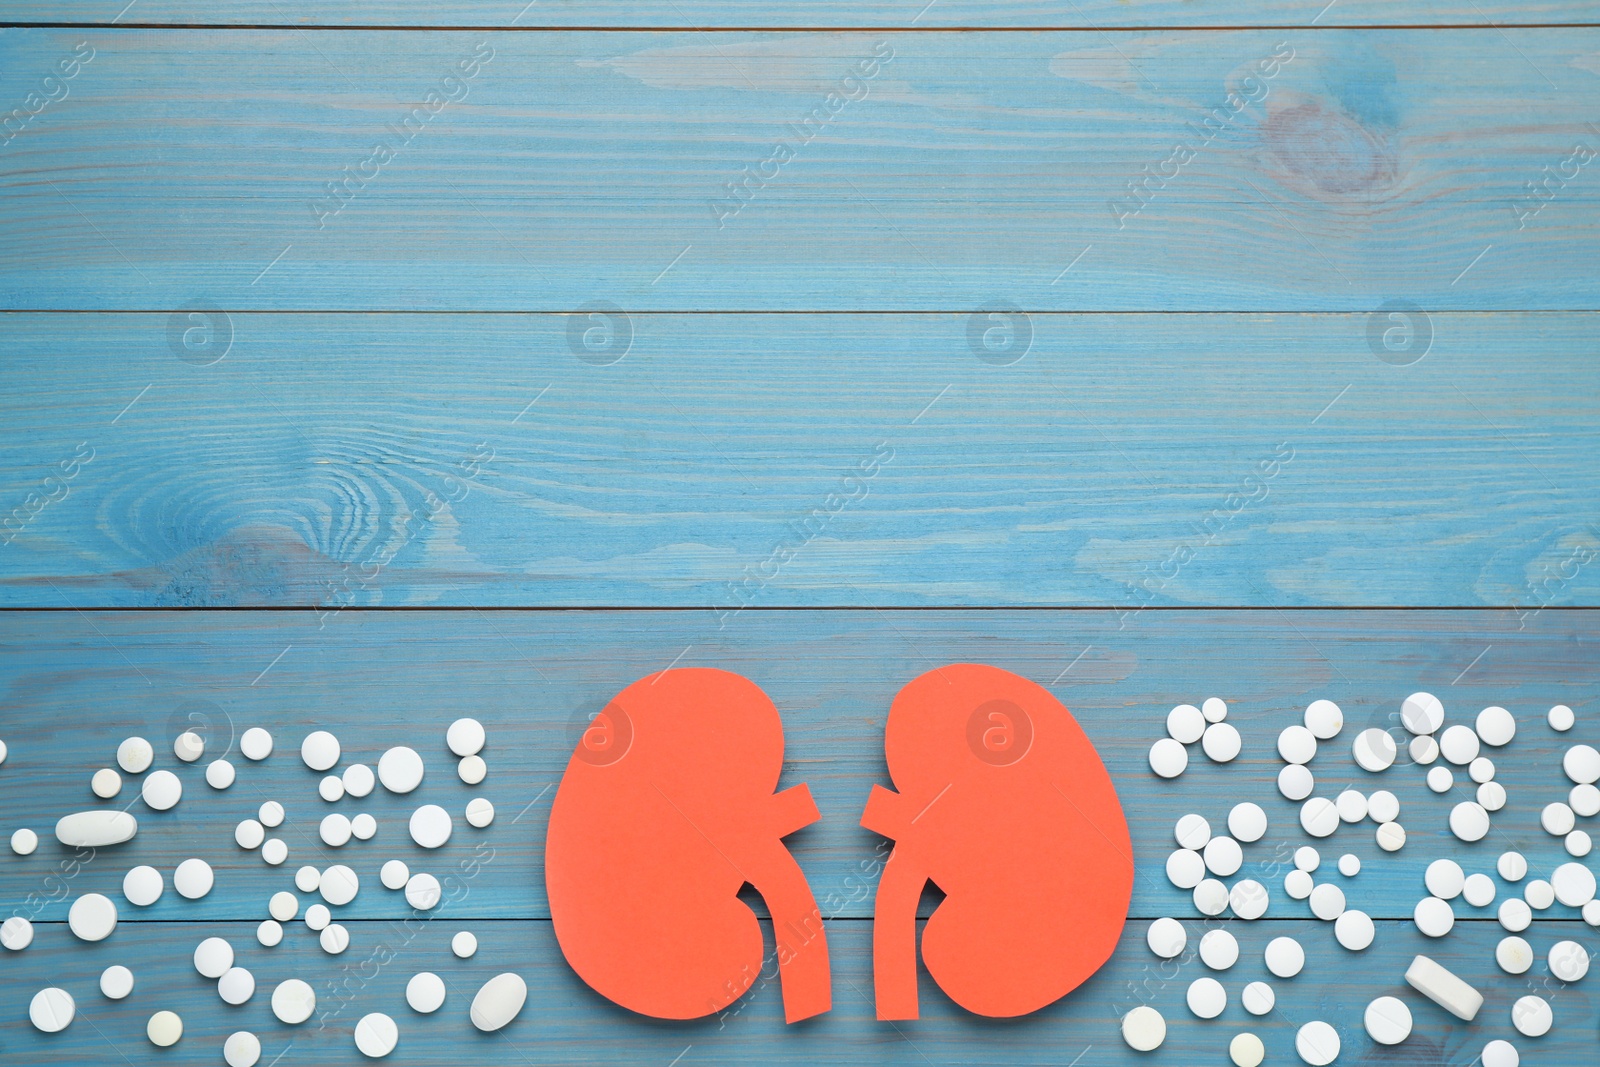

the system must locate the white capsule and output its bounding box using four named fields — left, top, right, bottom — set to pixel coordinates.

left=469, top=973, right=528, bottom=1032
left=1202, top=722, right=1241, bottom=763
left=1406, top=954, right=1483, bottom=1021
left=1352, top=728, right=1397, bottom=772
left=1401, top=692, right=1444, bottom=734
